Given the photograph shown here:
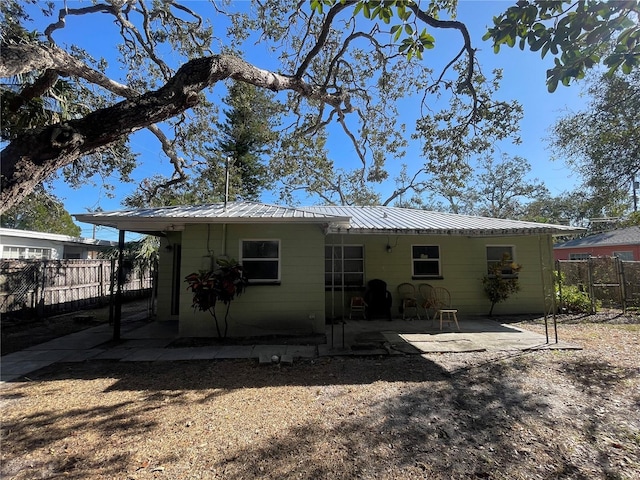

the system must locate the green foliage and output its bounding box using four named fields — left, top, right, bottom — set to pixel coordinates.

left=549, top=70, right=640, bottom=213
left=621, top=211, right=640, bottom=227
left=482, top=255, right=522, bottom=316
left=0, top=186, right=81, bottom=236
left=483, top=0, right=640, bottom=92
left=184, top=258, right=248, bottom=339
left=554, top=271, right=598, bottom=314
left=98, top=236, right=159, bottom=272
left=5, top=0, right=638, bottom=212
